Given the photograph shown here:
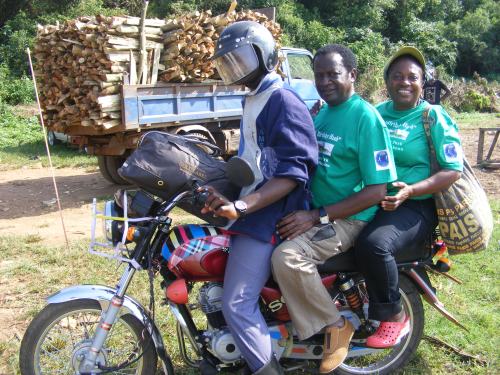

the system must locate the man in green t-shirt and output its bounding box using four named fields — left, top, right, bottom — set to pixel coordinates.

left=271, top=44, right=397, bottom=373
